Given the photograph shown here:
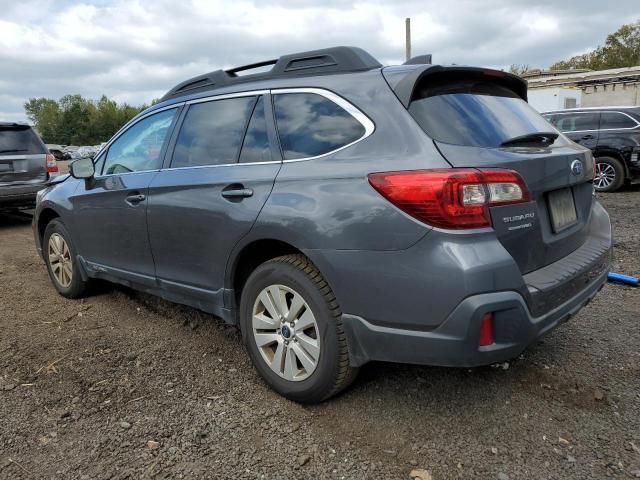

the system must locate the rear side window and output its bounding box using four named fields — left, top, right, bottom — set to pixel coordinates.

left=172, top=96, right=256, bottom=168
left=273, top=93, right=366, bottom=160
left=600, top=112, right=638, bottom=129
left=239, top=97, right=271, bottom=163
left=408, top=80, right=557, bottom=148
left=0, top=126, right=47, bottom=154
left=548, top=112, right=600, bottom=132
